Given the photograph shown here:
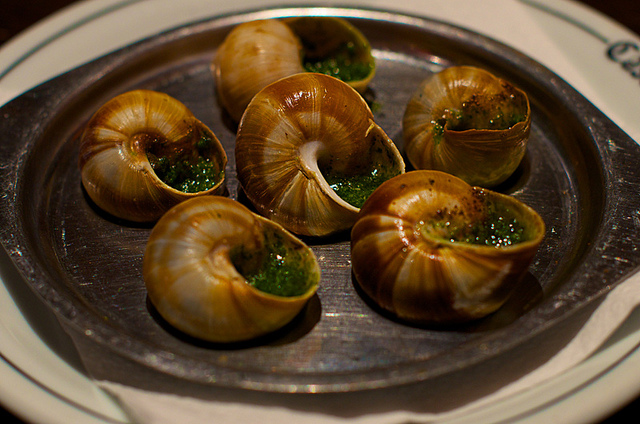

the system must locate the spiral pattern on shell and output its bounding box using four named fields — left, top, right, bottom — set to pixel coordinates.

left=235, top=73, right=405, bottom=237
left=214, top=19, right=304, bottom=123
left=351, top=170, right=545, bottom=324
left=402, top=66, right=531, bottom=187
left=79, top=90, right=227, bottom=222
left=143, top=196, right=320, bottom=343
